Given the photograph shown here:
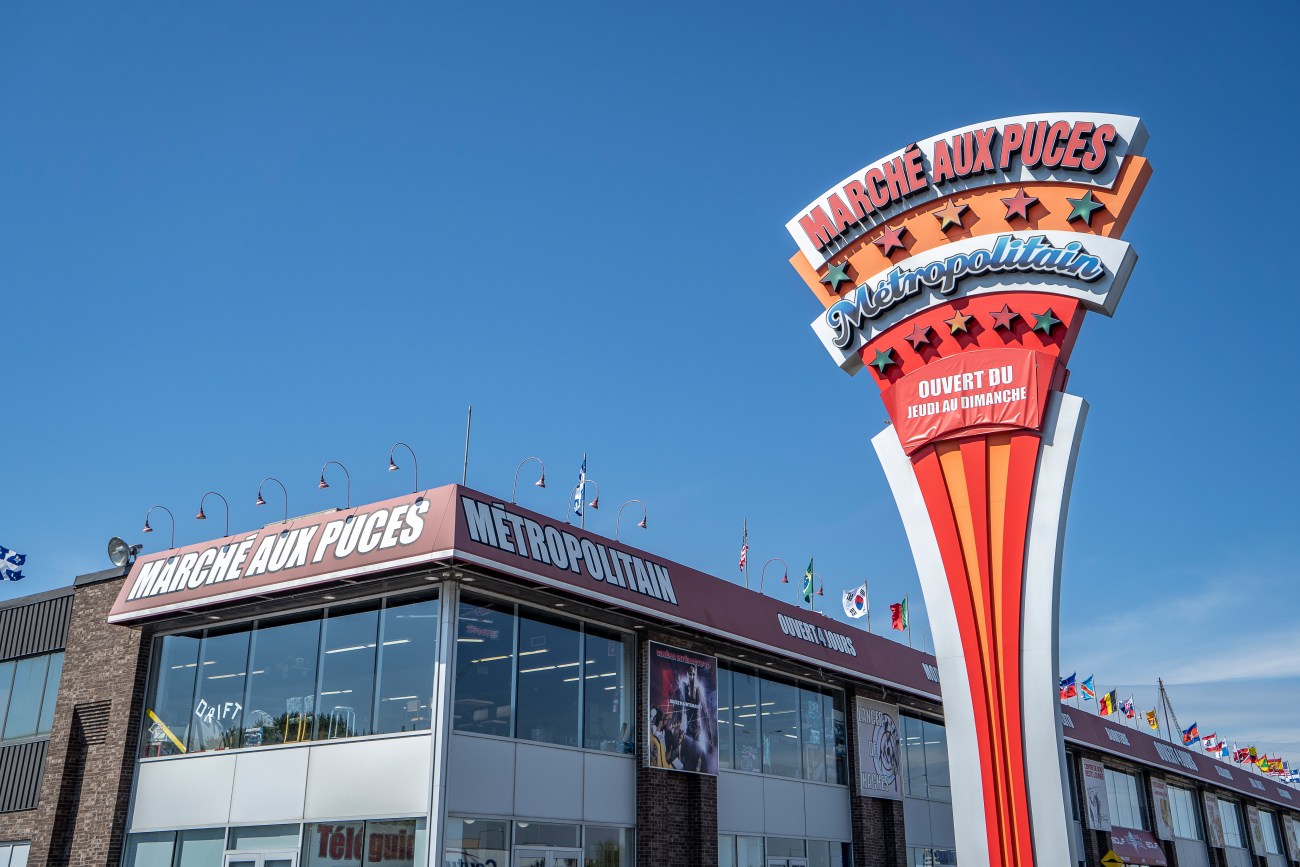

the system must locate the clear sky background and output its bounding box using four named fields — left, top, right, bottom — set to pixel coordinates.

left=2, top=3, right=1295, bottom=759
